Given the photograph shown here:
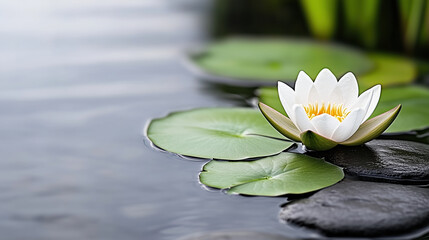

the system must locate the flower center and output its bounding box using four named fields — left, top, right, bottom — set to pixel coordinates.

left=304, top=103, right=350, bottom=122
